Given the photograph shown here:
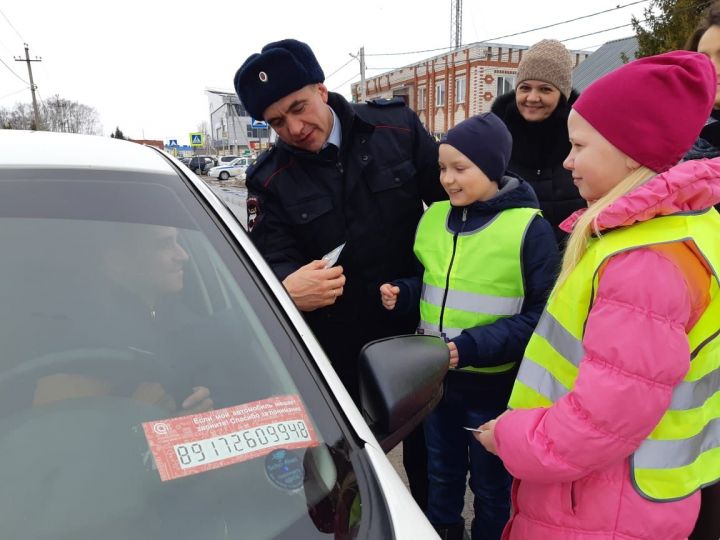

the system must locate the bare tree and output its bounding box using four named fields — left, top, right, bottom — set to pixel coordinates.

left=42, top=95, right=102, bottom=135
left=0, top=95, right=102, bottom=134
left=0, top=102, right=35, bottom=130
